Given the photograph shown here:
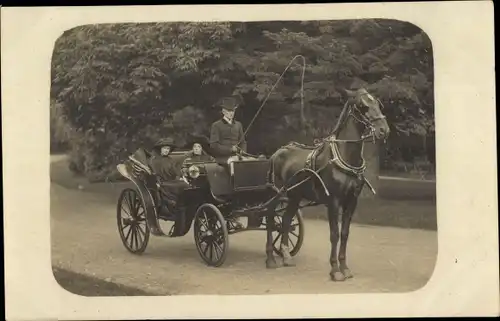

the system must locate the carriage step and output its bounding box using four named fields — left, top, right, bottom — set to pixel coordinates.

left=159, top=215, right=176, bottom=221
left=232, top=207, right=268, bottom=216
